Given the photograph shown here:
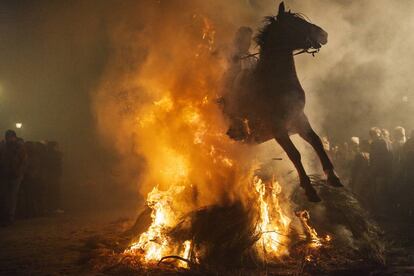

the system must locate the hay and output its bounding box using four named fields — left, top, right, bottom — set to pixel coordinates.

left=168, top=201, right=260, bottom=269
